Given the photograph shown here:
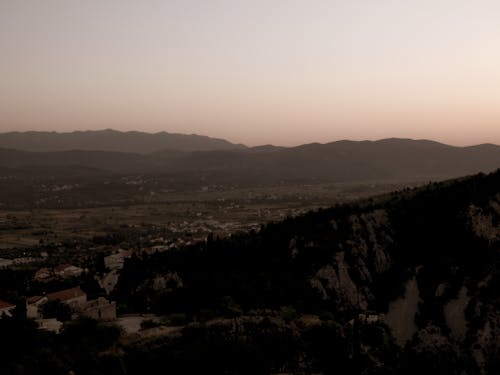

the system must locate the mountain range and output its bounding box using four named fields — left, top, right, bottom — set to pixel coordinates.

left=1, top=130, right=500, bottom=183
left=0, top=129, right=245, bottom=153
